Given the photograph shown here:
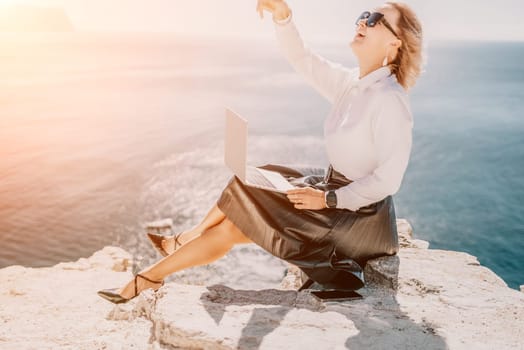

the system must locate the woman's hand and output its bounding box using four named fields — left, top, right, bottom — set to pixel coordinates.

left=286, top=187, right=327, bottom=210
left=256, top=0, right=291, bottom=21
